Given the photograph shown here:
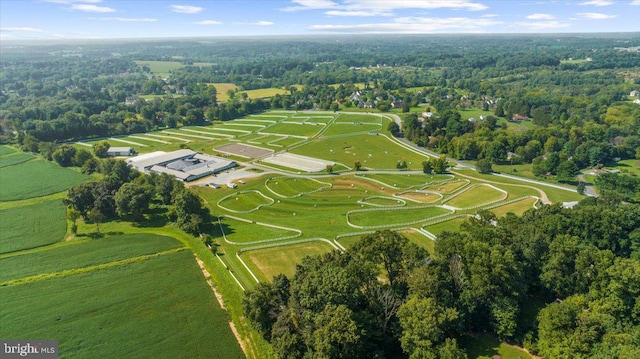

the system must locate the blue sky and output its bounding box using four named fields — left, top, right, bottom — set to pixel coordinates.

left=1, top=0, right=639, bottom=40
